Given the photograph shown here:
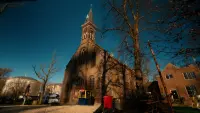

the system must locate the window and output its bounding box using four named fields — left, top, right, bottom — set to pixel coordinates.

left=89, top=75, right=95, bottom=89
left=185, top=85, right=197, bottom=97
left=171, top=90, right=179, bottom=99
left=96, top=77, right=100, bottom=89
left=183, top=72, right=196, bottom=79
left=166, top=74, right=173, bottom=79
left=90, top=30, right=94, bottom=39
left=81, top=48, right=86, bottom=55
